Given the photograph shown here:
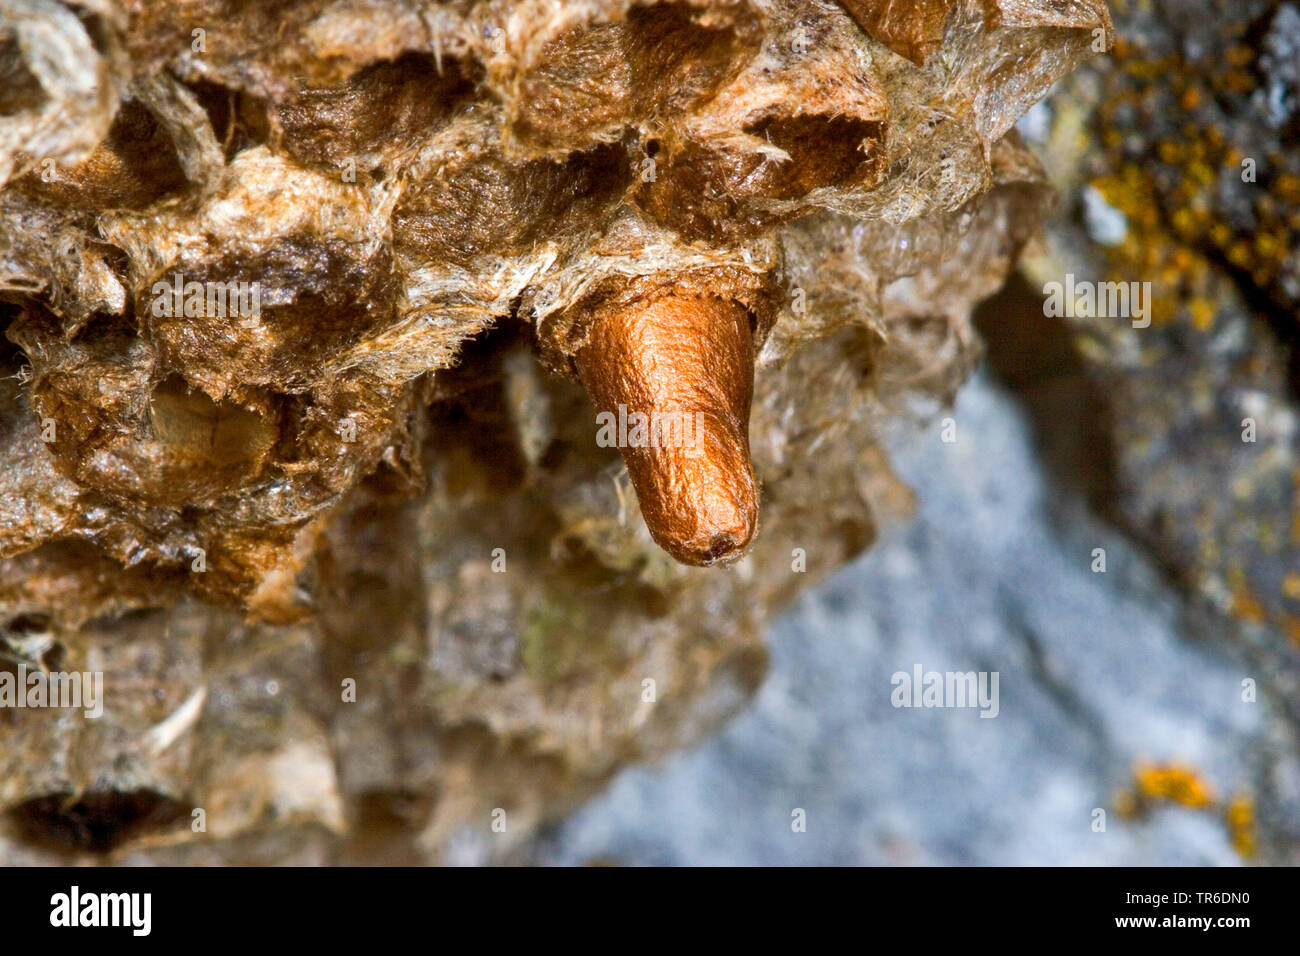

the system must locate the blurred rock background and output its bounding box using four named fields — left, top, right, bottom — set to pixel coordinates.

left=540, top=368, right=1296, bottom=865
